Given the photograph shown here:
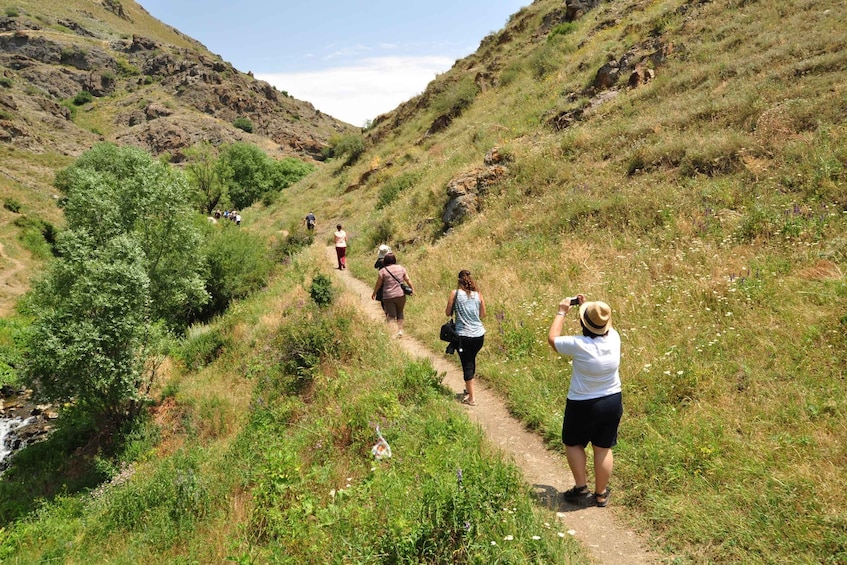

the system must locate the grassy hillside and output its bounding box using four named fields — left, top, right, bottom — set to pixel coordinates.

left=249, top=0, right=847, bottom=561
left=0, top=0, right=845, bottom=563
